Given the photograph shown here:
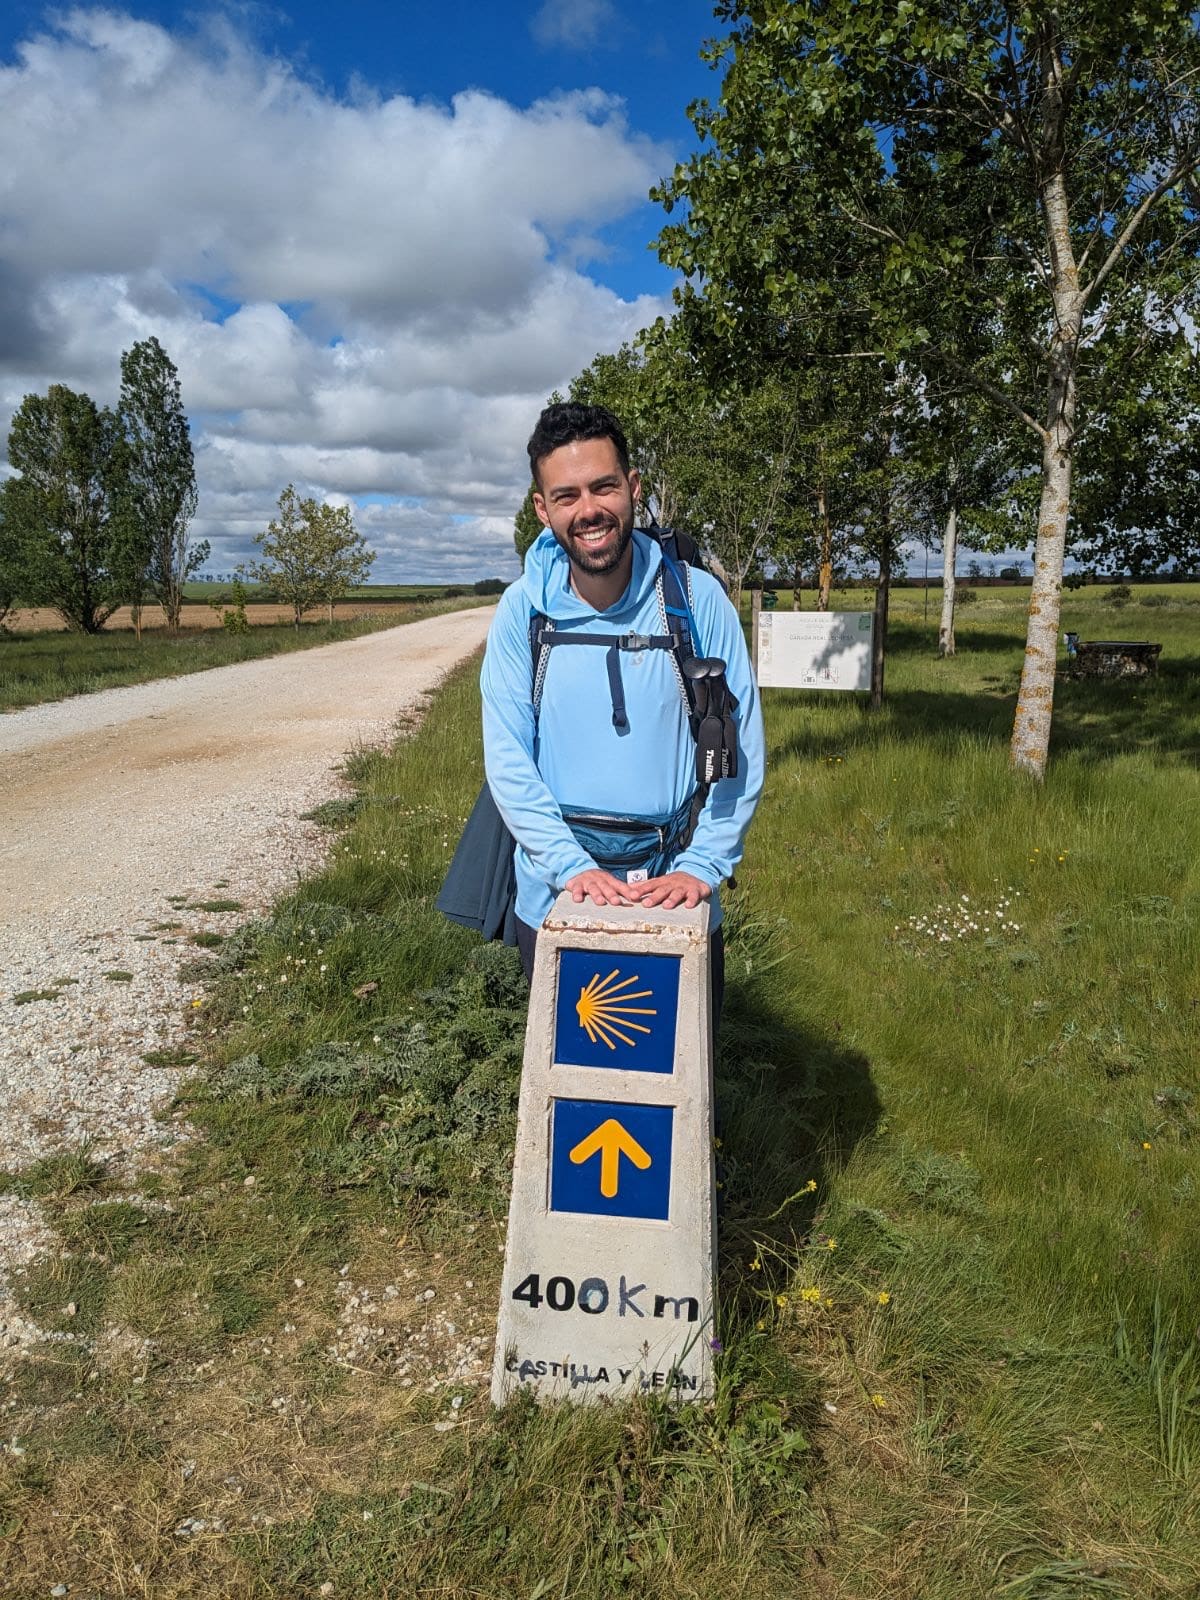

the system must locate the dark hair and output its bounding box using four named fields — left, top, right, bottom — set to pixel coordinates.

left=526, top=401, right=630, bottom=482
